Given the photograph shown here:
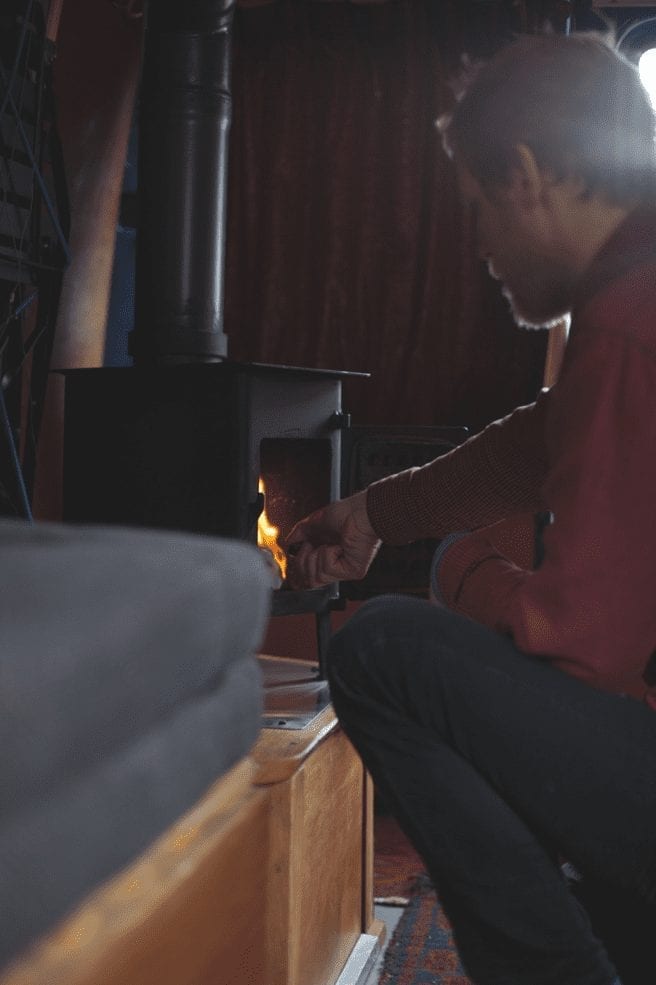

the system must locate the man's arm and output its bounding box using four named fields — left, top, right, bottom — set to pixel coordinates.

left=433, top=324, right=656, bottom=697
left=287, top=391, right=549, bottom=588
left=366, top=389, right=550, bottom=544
